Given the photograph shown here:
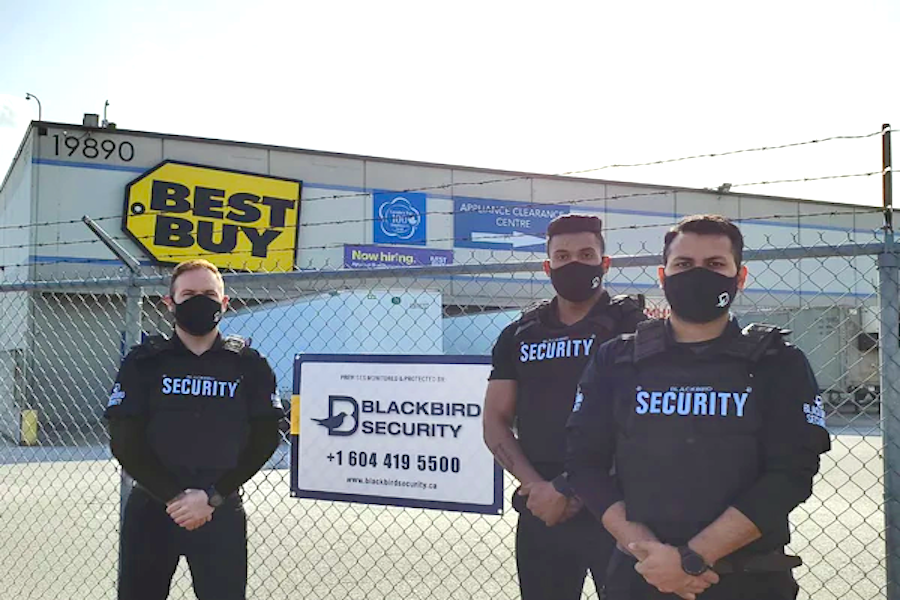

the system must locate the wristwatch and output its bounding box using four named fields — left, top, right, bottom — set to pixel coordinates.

left=677, top=546, right=710, bottom=576
left=551, top=473, right=576, bottom=498
left=205, top=486, right=224, bottom=508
